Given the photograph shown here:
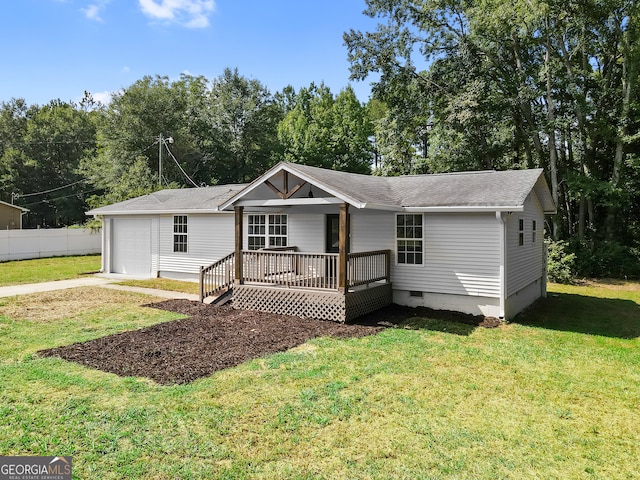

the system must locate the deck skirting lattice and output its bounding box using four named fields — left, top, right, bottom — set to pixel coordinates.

left=232, top=284, right=392, bottom=322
